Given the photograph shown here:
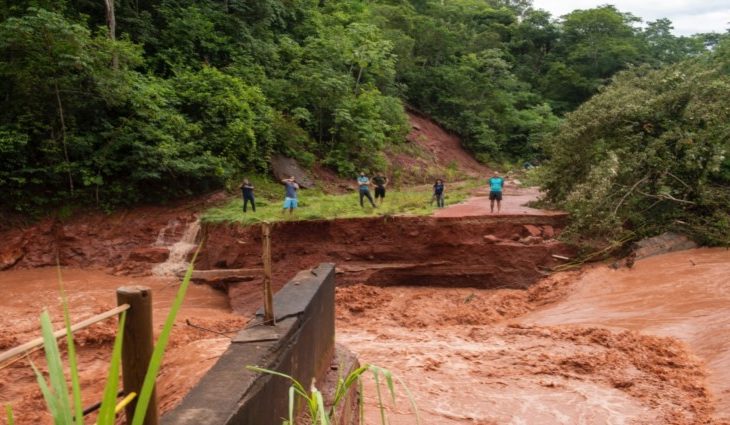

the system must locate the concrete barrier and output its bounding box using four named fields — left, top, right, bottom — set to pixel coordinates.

left=162, top=263, right=336, bottom=425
